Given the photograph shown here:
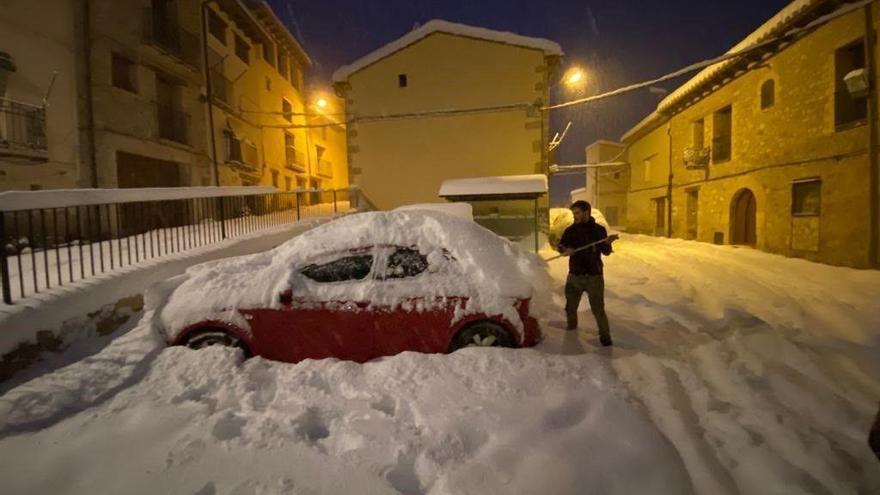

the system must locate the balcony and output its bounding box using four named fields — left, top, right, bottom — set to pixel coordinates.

left=683, top=146, right=710, bottom=169
left=157, top=105, right=190, bottom=146
left=317, top=158, right=333, bottom=178
left=285, top=146, right=305, bottom=171
left=142, top=8, right=201, bottom=70
left=0, top=98, right=48, bottom=162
